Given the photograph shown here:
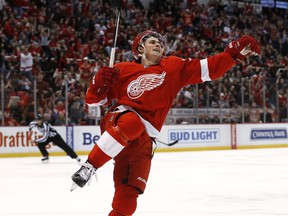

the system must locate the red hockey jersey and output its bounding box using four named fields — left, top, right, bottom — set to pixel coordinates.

left=86, top=52, right=235, bottom=136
